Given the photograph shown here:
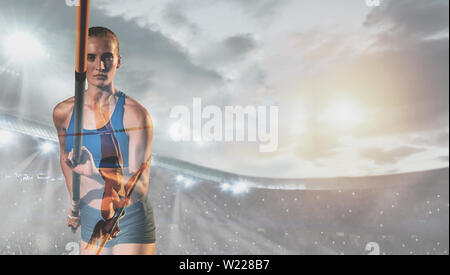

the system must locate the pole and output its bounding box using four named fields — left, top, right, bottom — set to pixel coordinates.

left=70, top=0, right=90, bottom=232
